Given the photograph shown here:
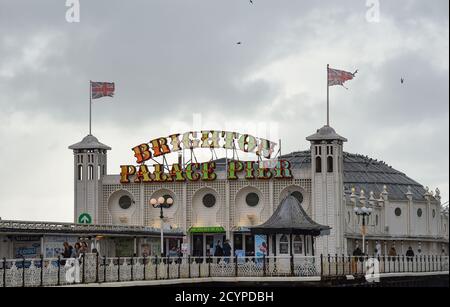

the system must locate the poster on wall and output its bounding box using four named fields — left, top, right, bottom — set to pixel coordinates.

left=13, top=236, right=41, bottom=258
left=139, top=238, right=160, bottom=256
left=141, top=244, right=150, bottom=257
left=255, top=235, right=267, bottom=259
left=44, top=236, right=78, bottom=258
